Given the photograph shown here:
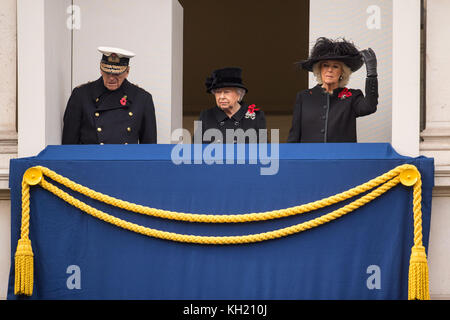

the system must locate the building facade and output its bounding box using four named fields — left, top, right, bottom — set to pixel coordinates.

left=0, top=0, right=449, bottom=299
